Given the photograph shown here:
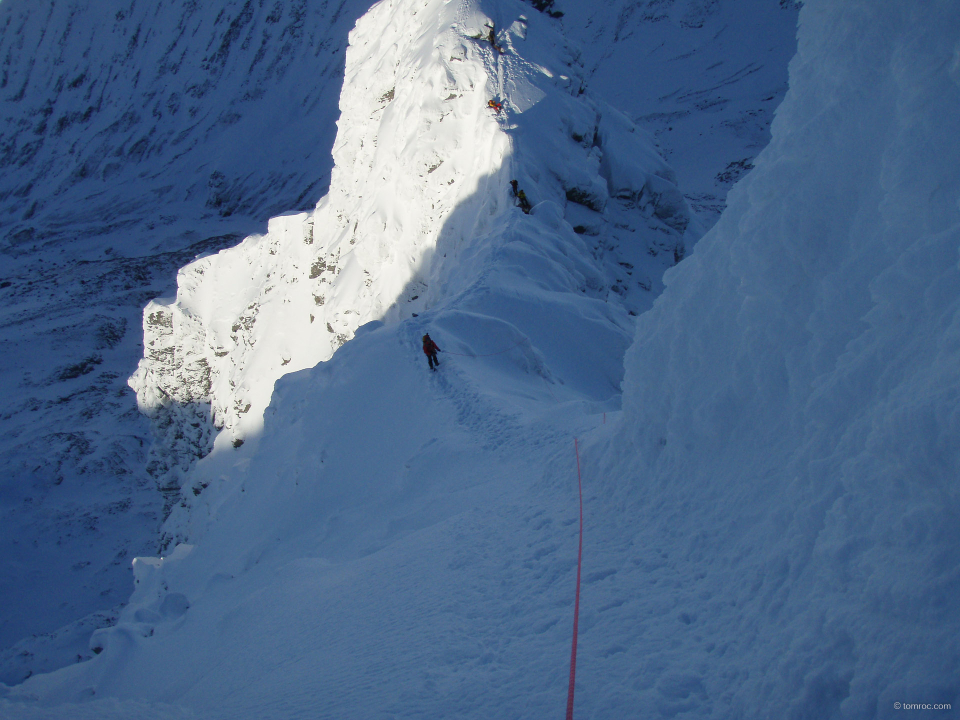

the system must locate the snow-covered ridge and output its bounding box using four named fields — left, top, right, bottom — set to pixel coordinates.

left=3, top=0, right=702, bottom=710
left=1, top=0, right=805, bottom=697
left=130, top=0, right=699, bottom=498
